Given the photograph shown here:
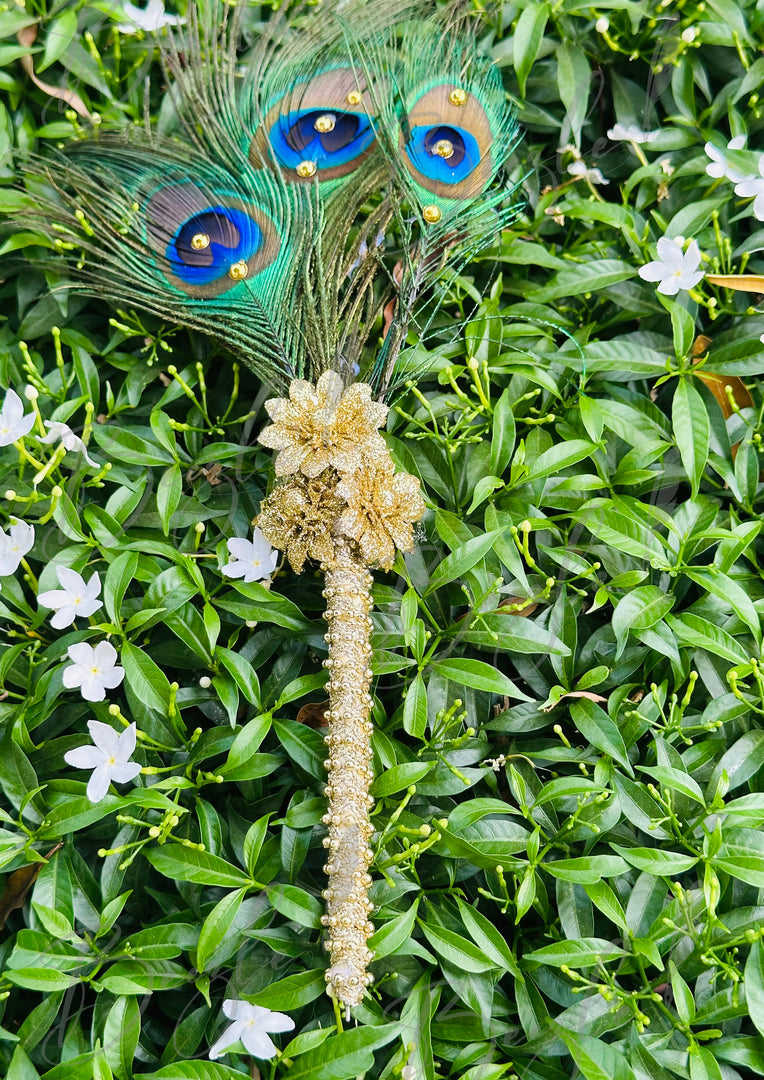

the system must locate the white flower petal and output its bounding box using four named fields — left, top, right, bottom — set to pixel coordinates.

left=49, top=605, right=78, bottom=629
left=64, top=745, right=106, bottom=769
left=227, top=538, right=255, bottom=560
left=88, top=720, right=121, bottom=756
left=62, top=665, right=84, bottom=690
left=222, top=1000, right=255, bottom=1021
left=56, top=566, right=86, bottom=593
left=79, top=673, right=108, bottom=702
left=221, top=562, right=248, bottom=579
left=109, top=761, right=142, bottom=784
left=241, top=1029, right=278, bottom=1059
left=86, top=765, right=112, bottom=803
left=263, top=1012, right=296, bottom=1034
left=92, top=640, right=118, bottom=667
left=117, top=722, right=138, bottom=761
left=67, top=642, right=95, bottom=667
left=209, top=1019, right=248, bottom=1059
